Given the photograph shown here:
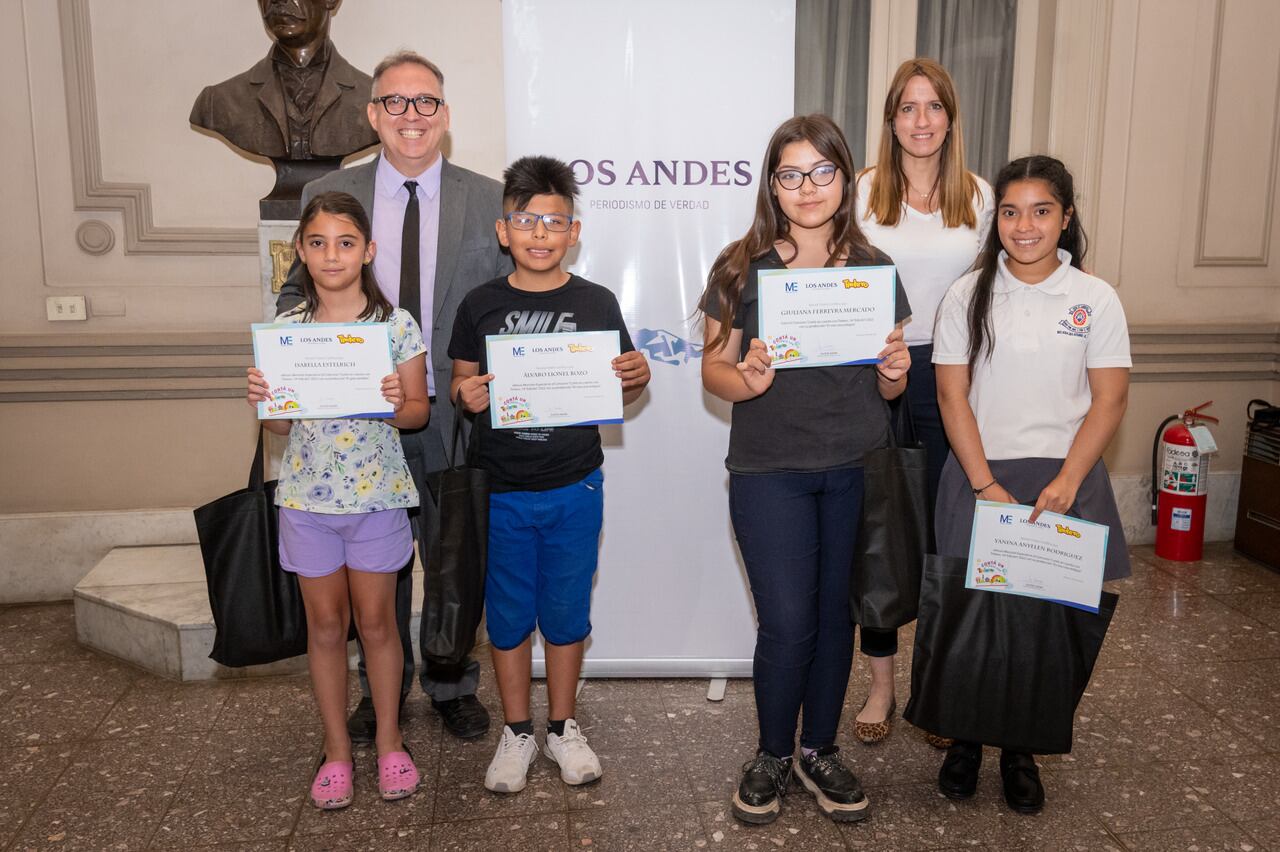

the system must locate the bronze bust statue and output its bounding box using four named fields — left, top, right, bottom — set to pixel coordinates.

left=190, top=0, right=379, bottom=217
